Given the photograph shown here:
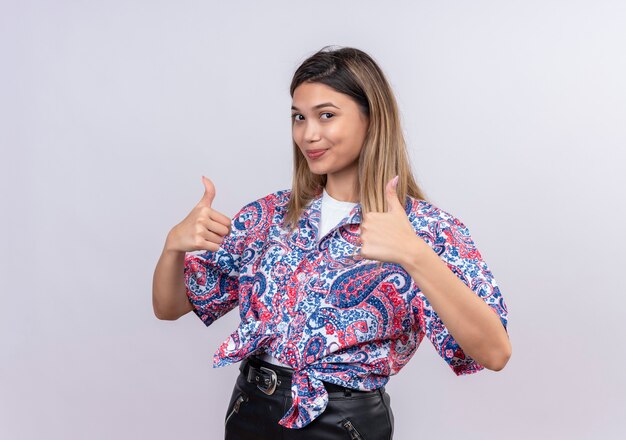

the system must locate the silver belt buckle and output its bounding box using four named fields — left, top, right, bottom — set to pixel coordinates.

left=257, top=366, right=278, bottom=395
